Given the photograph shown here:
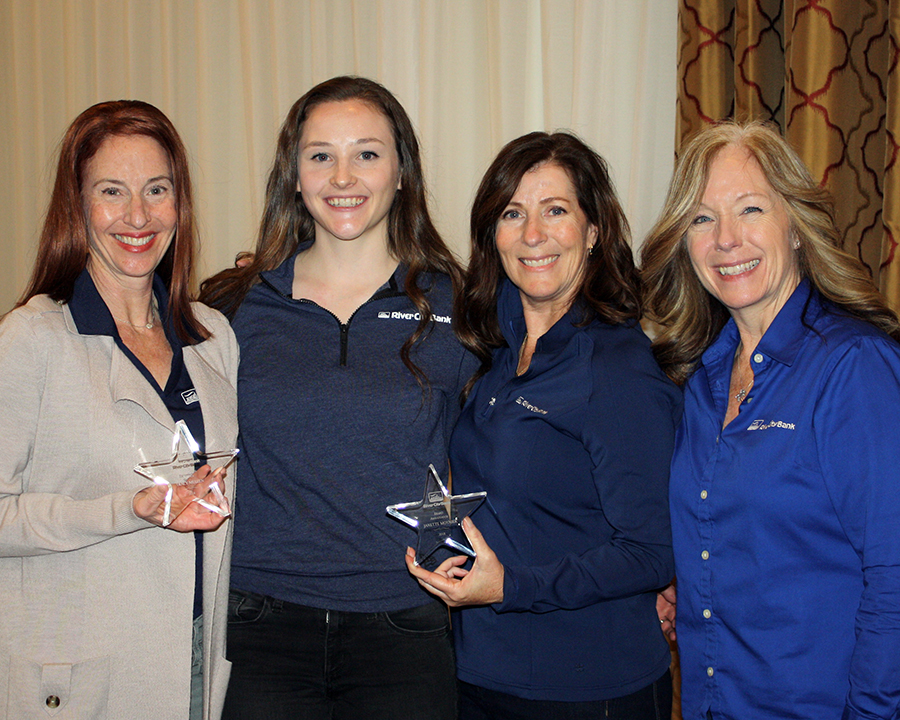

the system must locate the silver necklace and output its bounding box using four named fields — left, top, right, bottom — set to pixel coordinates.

left=732, top=343, right=753, bottom=402
left=114, top=301, right=158, bottom=331
left=116, top=316, right=156, bottom=330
